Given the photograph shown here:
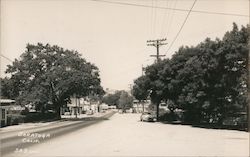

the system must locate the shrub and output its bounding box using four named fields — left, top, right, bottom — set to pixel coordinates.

left=24, top=112, right=57, bottom=122
left=7, top=115, right=25, bottom=125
